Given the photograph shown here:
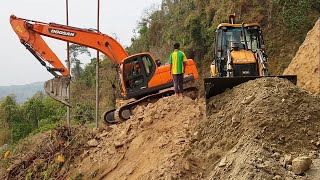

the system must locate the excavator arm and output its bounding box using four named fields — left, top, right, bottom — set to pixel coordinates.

left=10, top=15, right=129, bottom=106
left=10, top=15, right=128, bottom=69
